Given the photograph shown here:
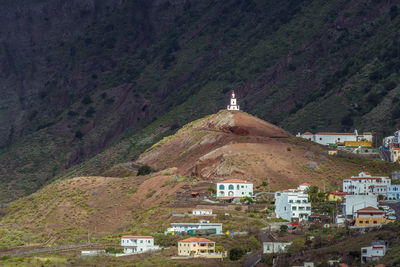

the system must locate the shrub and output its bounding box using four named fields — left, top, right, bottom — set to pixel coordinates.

left=75, top=130, right=83, bottom=139
left=105, top=247, right=123, bottom=254
left=82, top=95, right=92, bottom=105
left=229, top=247, right=245, bottom=261
left=280, top=225, right=288, bottom=232
left=137, top=165, right=153, bottom=176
